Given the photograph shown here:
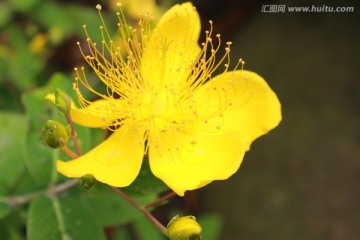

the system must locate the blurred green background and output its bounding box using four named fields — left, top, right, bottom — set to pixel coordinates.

left=196, top=0, right=360, bottom=239
left=0, top=0, right=359, bottom=239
